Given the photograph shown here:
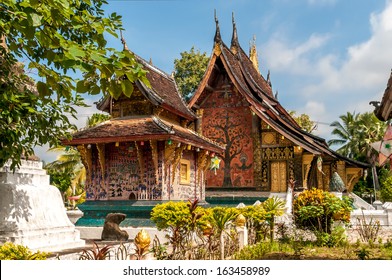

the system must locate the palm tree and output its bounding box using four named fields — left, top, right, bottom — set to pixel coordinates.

left=328, top=111, right=386, bottom=162
left=46, top=146, right=85, bottom=205
left=211, top=208, right=237, bottom=260
left=357, top=112, right=386, bottom=162
left=262, top=197, right=286, bottom=242
left=328, top=112, right=361, bottom=158
left=46, top=113, right=111, bottom=202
